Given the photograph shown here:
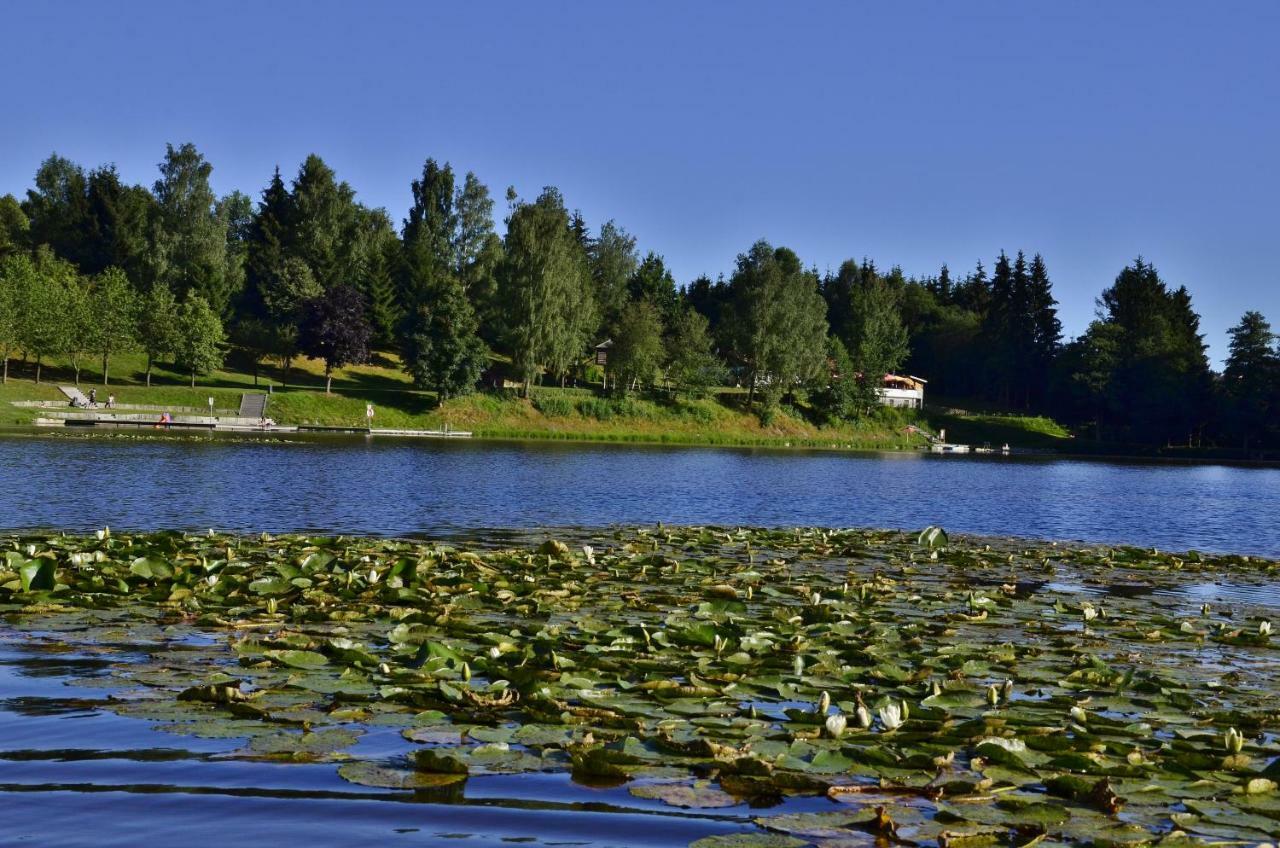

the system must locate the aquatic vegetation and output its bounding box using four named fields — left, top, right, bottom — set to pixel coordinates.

left=2, top=526, right=1279, bottom=846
